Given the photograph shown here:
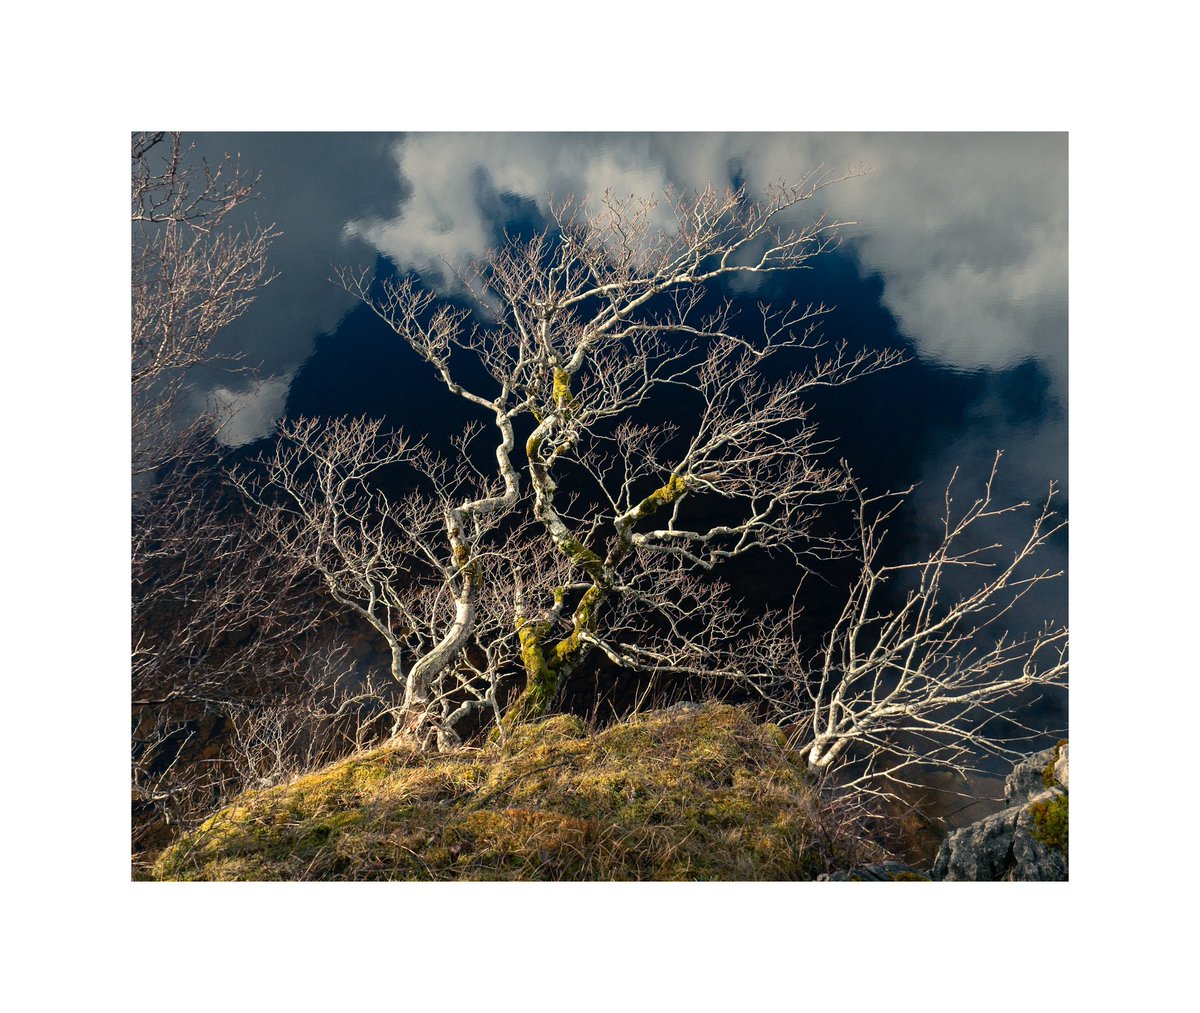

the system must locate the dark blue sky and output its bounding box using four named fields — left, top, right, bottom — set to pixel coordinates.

left=187, top=132, right=1068, bottom=652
